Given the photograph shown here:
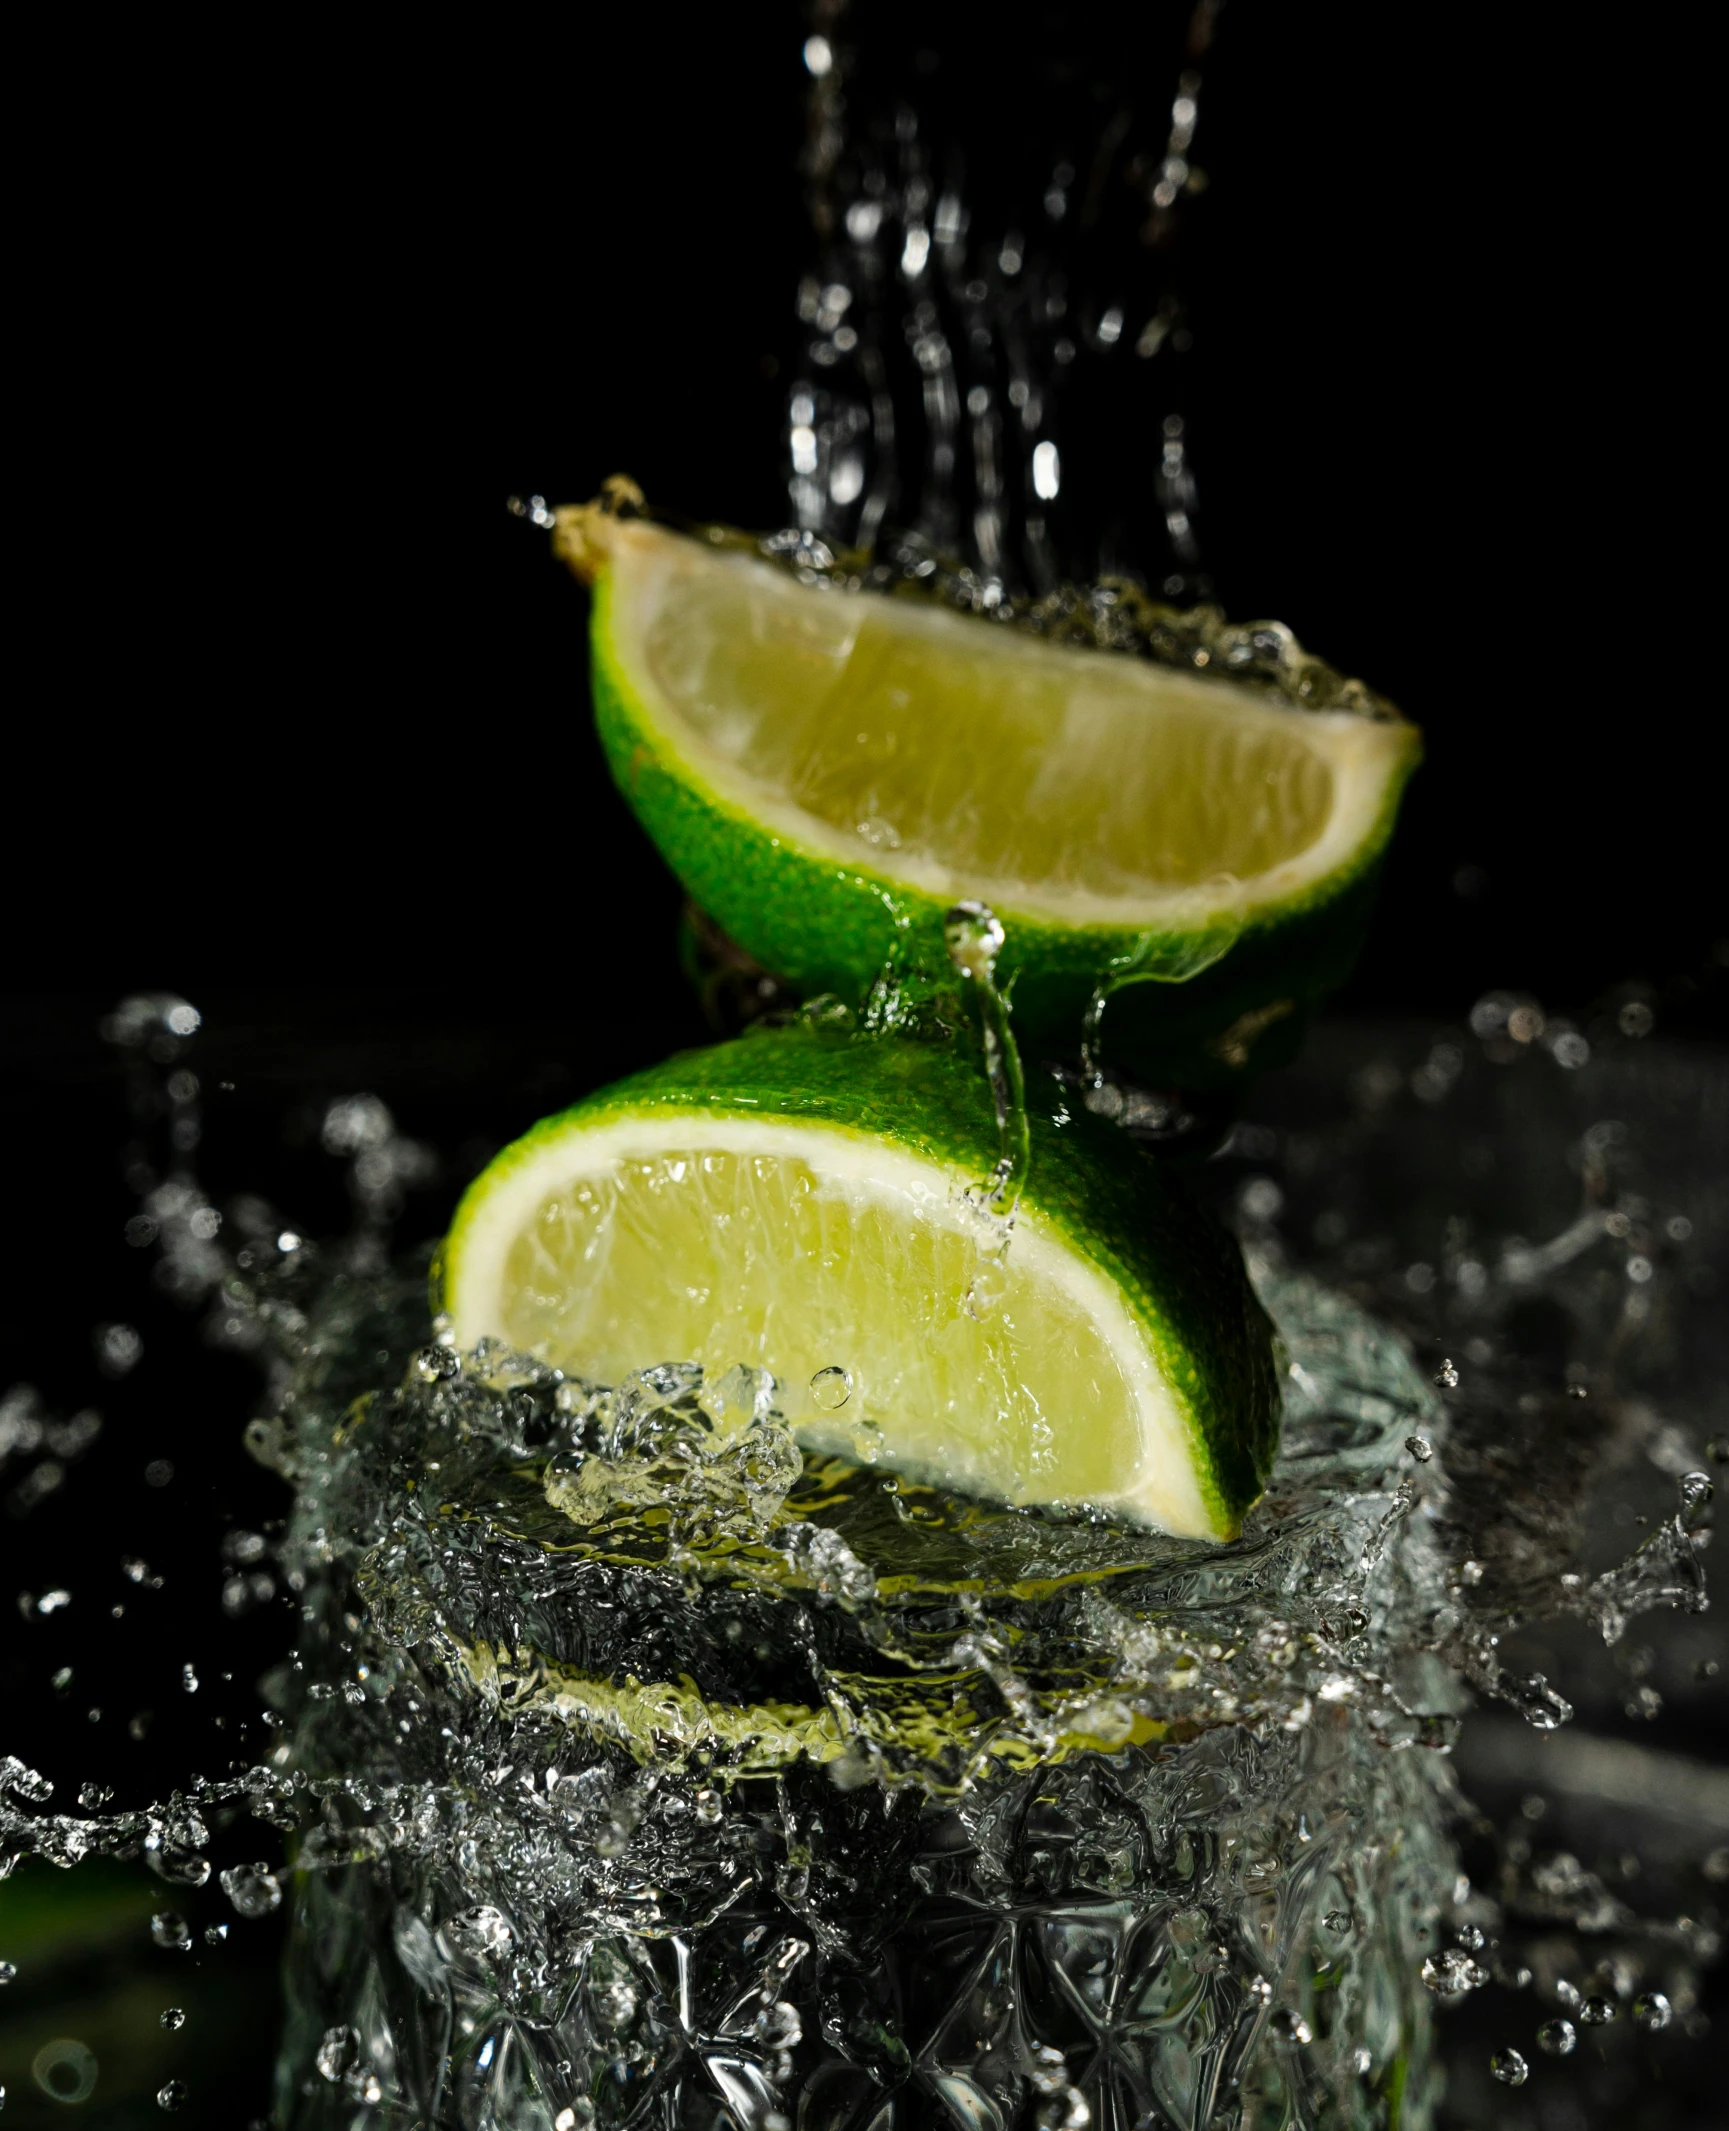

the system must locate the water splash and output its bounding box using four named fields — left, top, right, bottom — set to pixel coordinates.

left=2, top=996, right=1722, bottom=2124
